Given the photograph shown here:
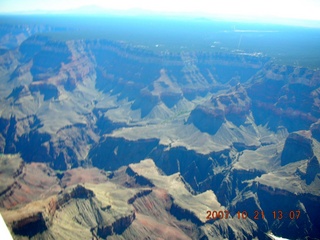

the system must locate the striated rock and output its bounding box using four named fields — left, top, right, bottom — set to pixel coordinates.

left=256, top=183, right=317, bottom=239
left=1, top=113, right=98, bottom=170
left=30, top=41, right=71, bottom=81
left=57, top=185, right=95, bottom=208
left=127, top=189, right=153, bottom=204
left=249, top=156, right=320, bottom=239
left=248, top=64, right=320, bottom=132
left=281, top=131, right=313, bottom=166
left=1, top=156, right=317, bottom=239
left=0, top=154, right=24, bottom=196
left=1, top=18, right=320, bottom=239
left=97, top=212, right=136, bottom=238
left=0, top=22, right=60, bottom=51
left=0, top=33, right=298, bottom=171
left=170, top=202, right=202, bottom=226
left=188, top=84, right=251, bottom=134
left=60, top=167, right=109, bottom=188
left=128, top=159, right=223, bottom=225
left=0, top=155, right=60, bottom=209
left=126, top=166, right=155, bottom=187
left=2, top=180, right=138, bottom=239
left=1, top=196, right=57, bottom=238
left=69, top=184, right=94, bottom=199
